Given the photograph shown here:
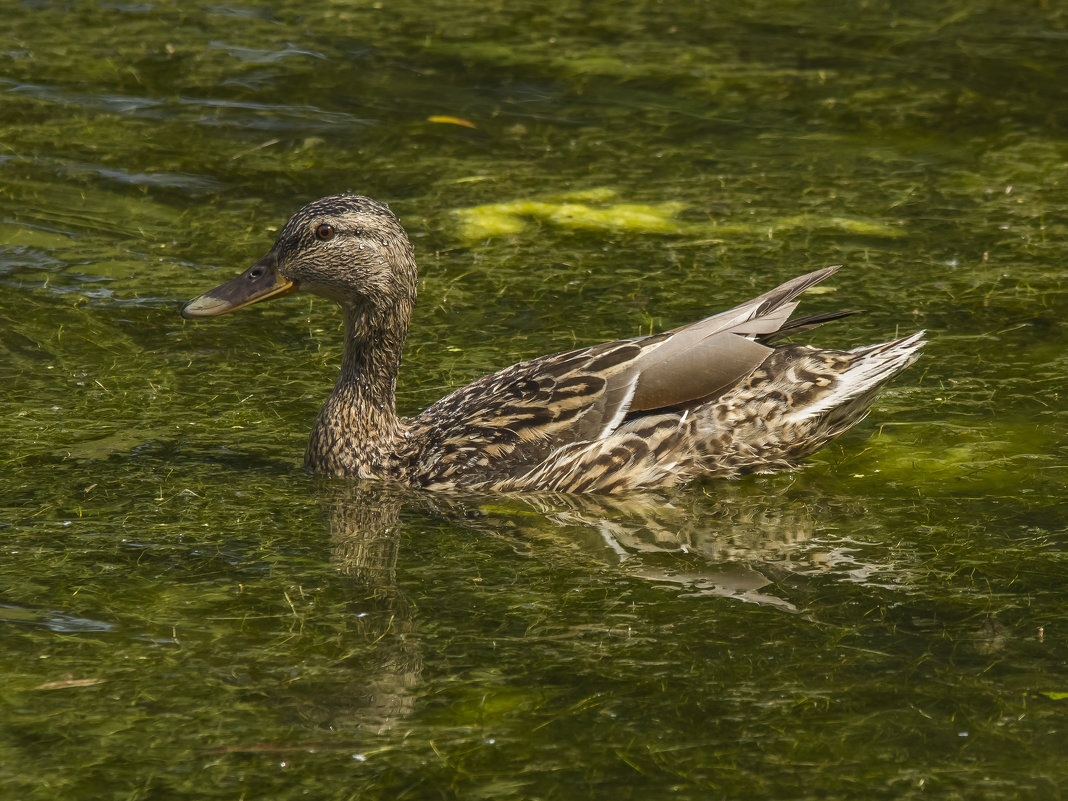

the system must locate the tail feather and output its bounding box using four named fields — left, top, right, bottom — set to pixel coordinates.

left=787, top=330, right=926, bottom=425
left=757, top=309, right=860, bottom=344
left=751, top=265, right=842, bottom=317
